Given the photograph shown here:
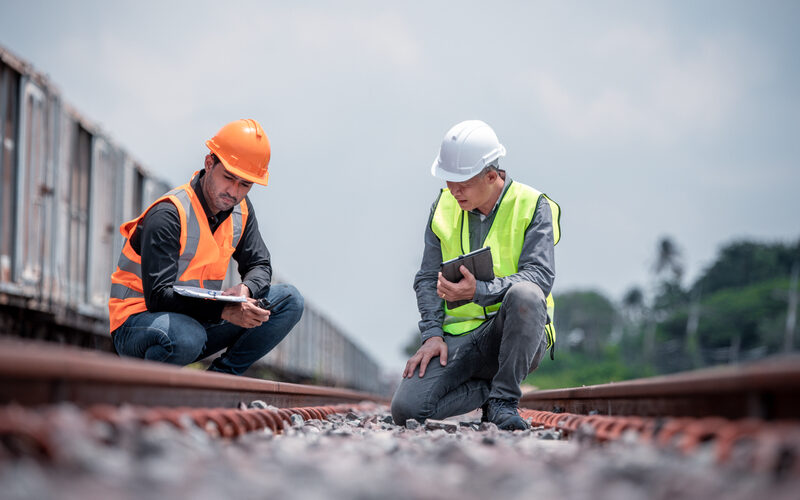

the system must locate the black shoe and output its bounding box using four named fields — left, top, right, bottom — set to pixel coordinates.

left=485, top=398, right=530, bottom=431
